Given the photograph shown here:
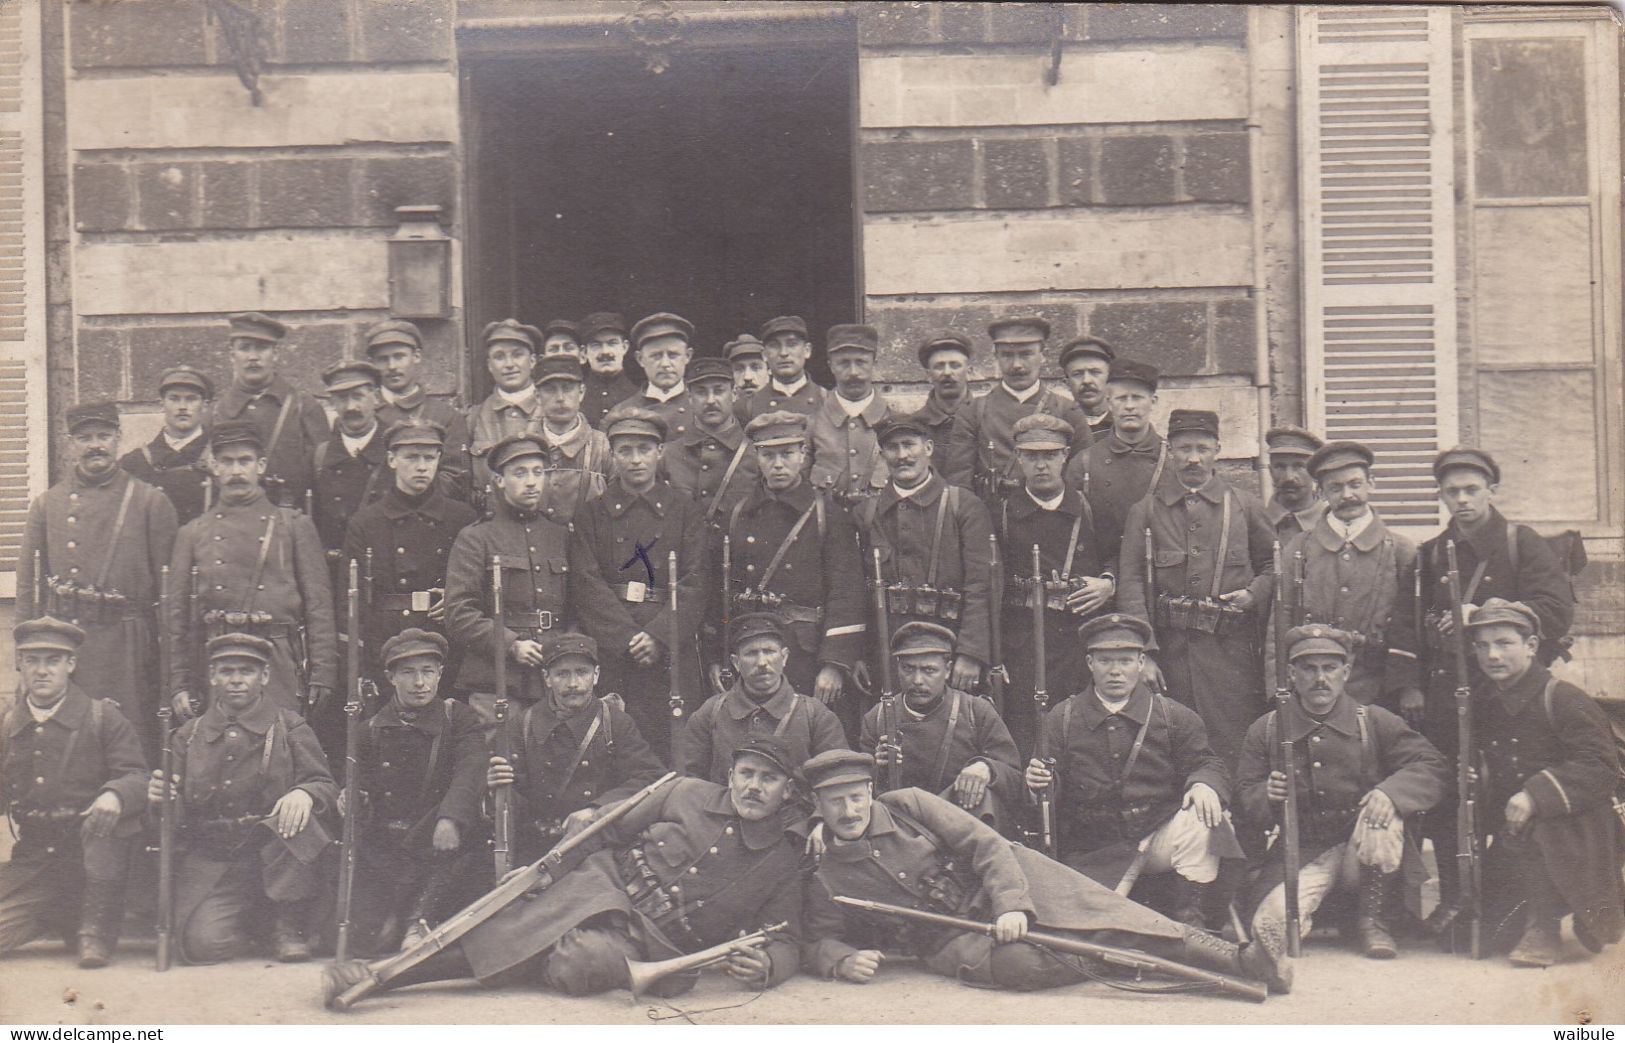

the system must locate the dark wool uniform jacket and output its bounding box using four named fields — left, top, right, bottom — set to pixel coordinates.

left=806, top=390, right=893, bottom=502
left=664, top=417, right=760, bottom=531
left=745, top=378, right=826, bottom=420
left=121, top=431, right=209, bottom=526
left=859, top=687, right=1022, bottom=802
left=207, top=377, right=331, bottom=507
left=680, top=680, right=849, bottom=785
left=501, top=697, right=664, bottom=835
left=1062, top=427, right=1168, bottom=565
left=376, top=386, right=472, bottom=488
left=582, top=370, right=639, bottom=430
left=171, top=696, right=338, bottom=827
left=612, top=385, right=697, bottom=445
left=2, top=686, right=148, bottom=831
left=916, top=390, right=972, bottom=488
left=998, top=487, right=1111, bottom=651
left=945, top=383, right=1092, bottom=494
left=311, top=424, right=391, bottom=551
left=356, top=697, right=487, bottom=851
